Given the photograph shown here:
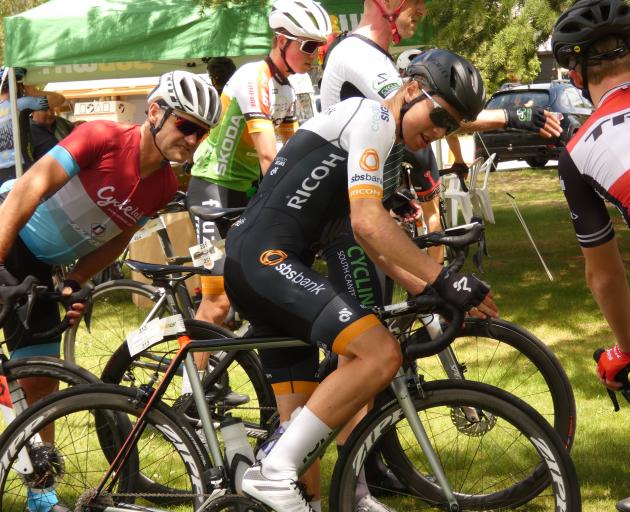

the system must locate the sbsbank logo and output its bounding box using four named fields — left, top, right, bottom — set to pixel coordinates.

left=274, top=263, right=326, bottom=295
left=350, top=174, right=382, bottom=184
left=287, top=153, right=346, bottom=210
